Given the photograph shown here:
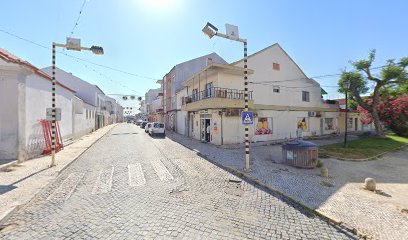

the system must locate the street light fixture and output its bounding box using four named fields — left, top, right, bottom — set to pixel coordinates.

left=342, top=80, right=350, bottom=148
left=202, top=22, right=218, bottom=38
left=50, top=38, right=104, bottom=167
left=201, top=22, right=251, bottom=171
